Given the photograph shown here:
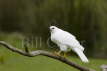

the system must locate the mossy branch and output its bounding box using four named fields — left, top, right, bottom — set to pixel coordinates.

left=0, top=41, right=95, bottom=71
